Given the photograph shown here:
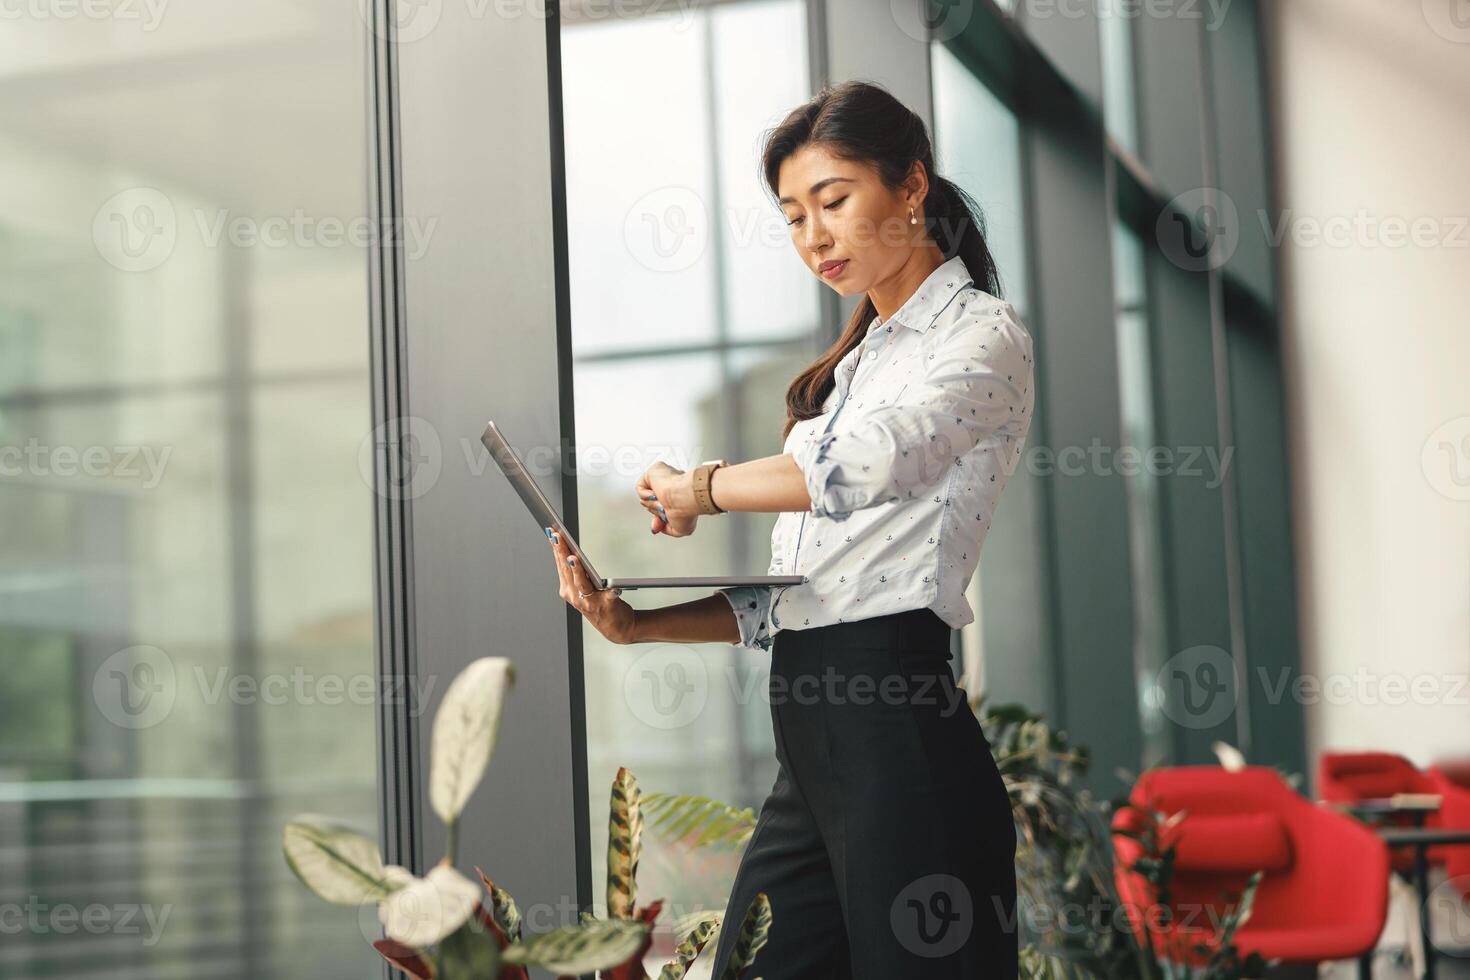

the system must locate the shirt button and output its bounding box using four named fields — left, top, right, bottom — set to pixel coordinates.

left=866, top=350, right=877, bottom=361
